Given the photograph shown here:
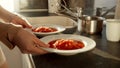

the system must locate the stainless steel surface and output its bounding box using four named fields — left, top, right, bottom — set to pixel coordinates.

left=87, top=20, right=97, bottom=34
left=81, top=16, right=104, bottom=34
left=14, top=0, right=48, bottom=12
